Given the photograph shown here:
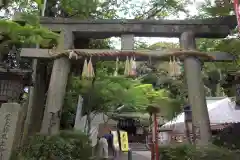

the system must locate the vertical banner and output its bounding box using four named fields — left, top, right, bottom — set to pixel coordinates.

left=234, top=0, right=240, bottom=32
left=119, top=131, right=129, bottom=152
